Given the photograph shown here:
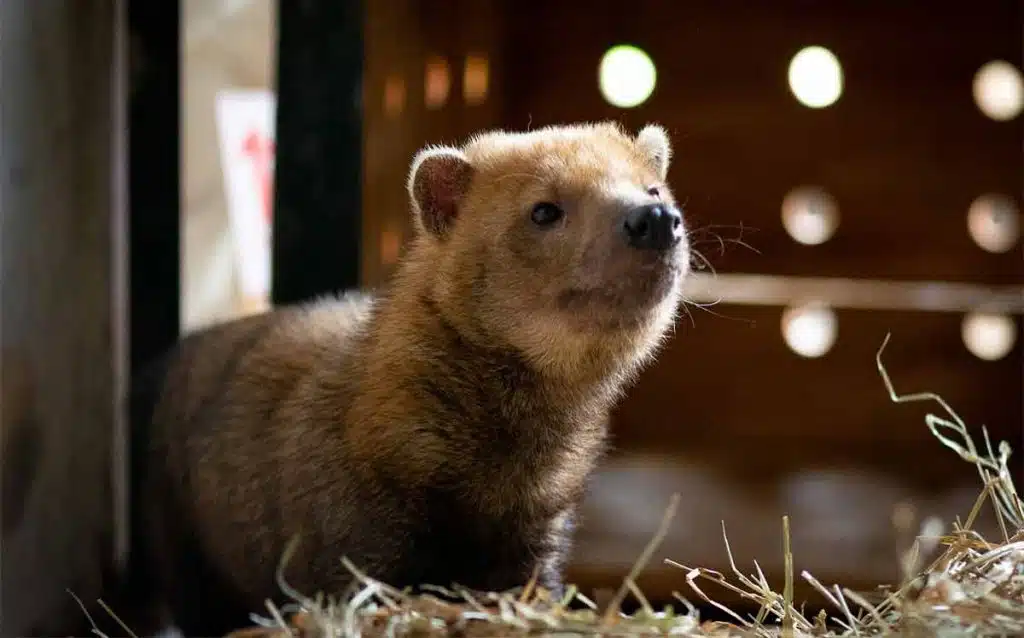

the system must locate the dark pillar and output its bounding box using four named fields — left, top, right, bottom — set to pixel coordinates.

left=106, top=1, right=183, bottom=634
left=128, top=1, right=181, bottom=372
left=0, top=1, right=127, bottom=635
left=271, top=0, right=365, bottom=304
